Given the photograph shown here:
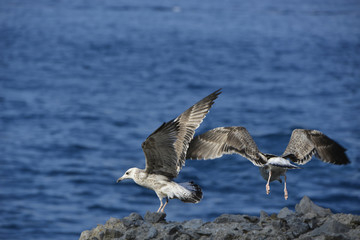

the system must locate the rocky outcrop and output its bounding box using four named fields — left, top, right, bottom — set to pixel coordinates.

left=79, top=196, right=360, bottom=240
